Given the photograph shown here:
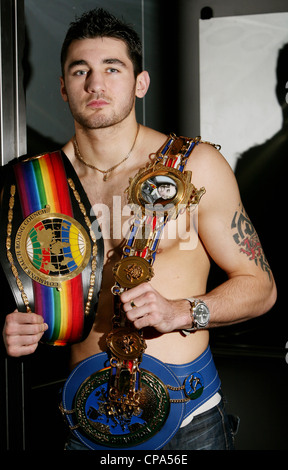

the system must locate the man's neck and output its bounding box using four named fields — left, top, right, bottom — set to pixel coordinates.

left=73, top=118, right=140, bottom=170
